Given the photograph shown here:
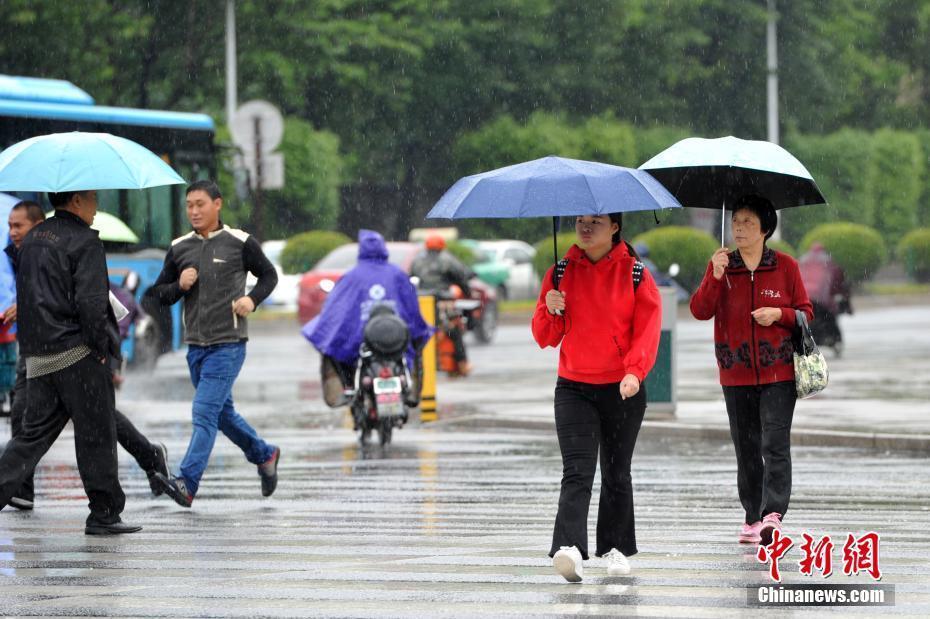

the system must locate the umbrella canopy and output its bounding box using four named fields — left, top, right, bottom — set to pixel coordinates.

left=639, top=136, right=826, bottom=242
left=428, top=156, right=681, bottom=219
left=640, top=136, right=825, bottom=209
left=44, top=210, right=139, bottom=244
left=427, top=156, right=681, bottom=284
left=0, top=131, right=186, bottom=192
